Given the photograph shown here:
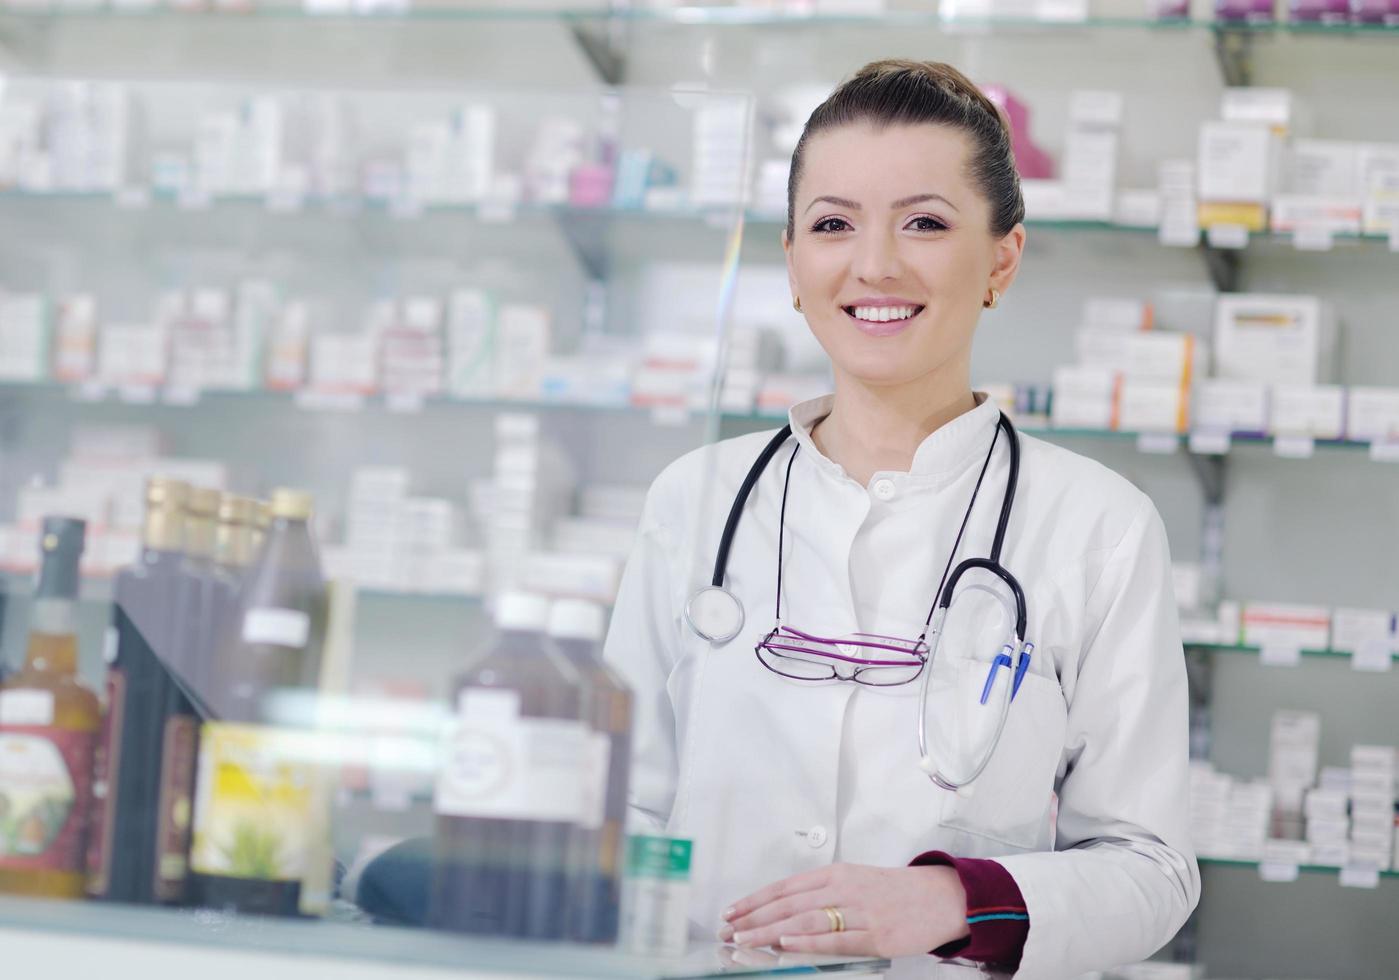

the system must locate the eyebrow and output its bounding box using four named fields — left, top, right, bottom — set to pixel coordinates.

left=804, top=193, right=960, bottom=215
